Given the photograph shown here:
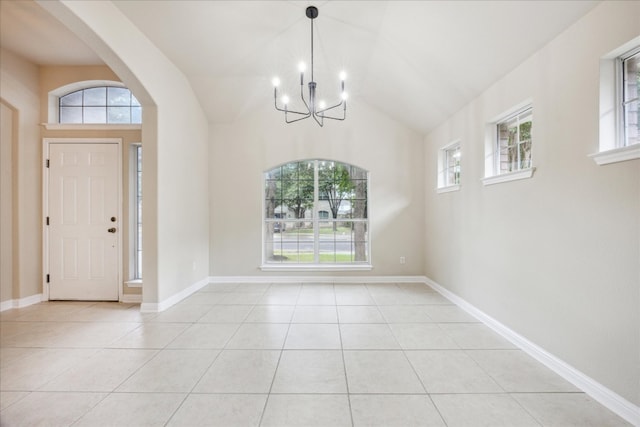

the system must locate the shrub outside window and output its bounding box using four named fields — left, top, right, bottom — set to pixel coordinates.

left=59, top=86, right=142, bottom=124
left=264, top=160, right=369, bottom=266
left=497, top=107, right=532, bottom=174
